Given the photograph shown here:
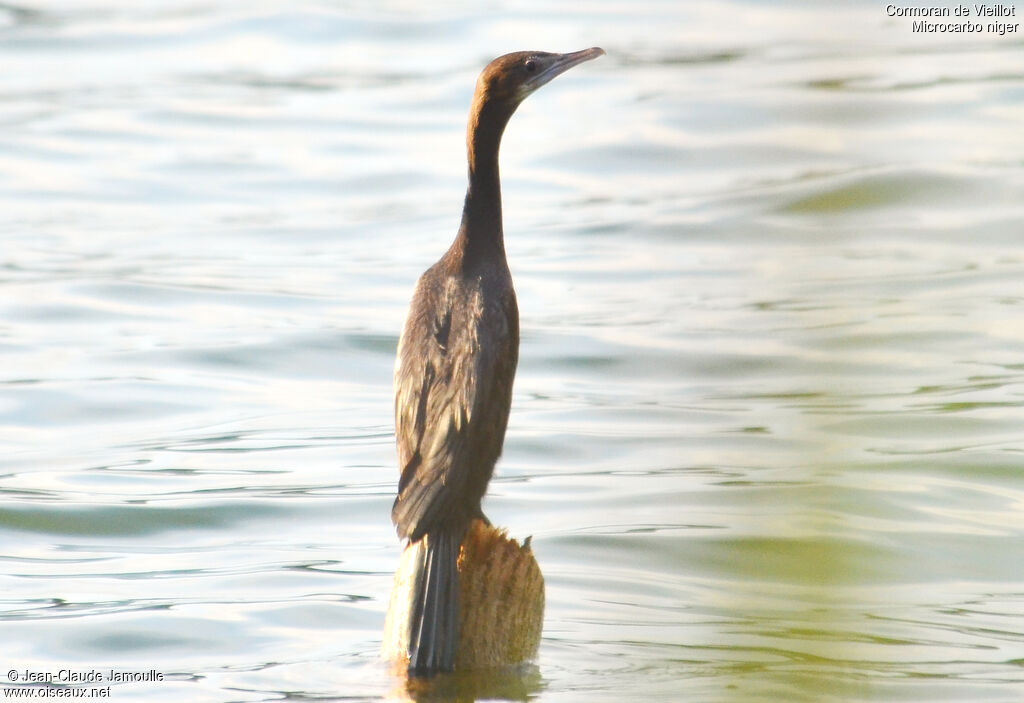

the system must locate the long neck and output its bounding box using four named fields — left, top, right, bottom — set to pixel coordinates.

left=454, top=97, right=516, bottom=266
